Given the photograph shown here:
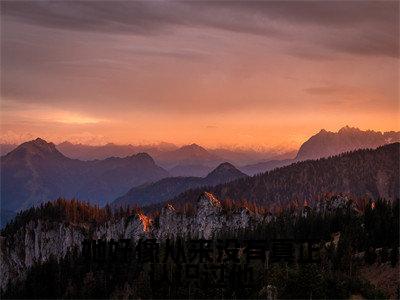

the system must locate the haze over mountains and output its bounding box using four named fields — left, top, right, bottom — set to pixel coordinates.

left=242, top=126, right=400, bottom=175
left=2, top=127, right=398, bottom=176
left=1, top=126, right=399, bottom=220
left=160, top=143, right=400, bottom=212
left=0, top=140, right=292, bottom=176
left=113, top=162, right=247, bottom=207
left=1, top=138, right=169, bottom=212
